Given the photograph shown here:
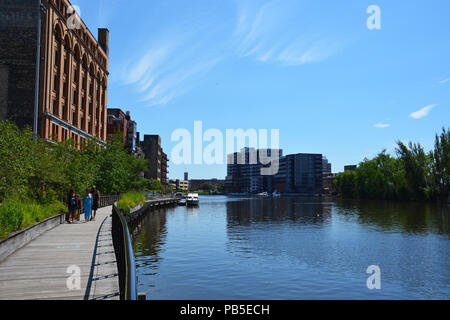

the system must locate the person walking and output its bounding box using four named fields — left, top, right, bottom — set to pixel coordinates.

left=83, top=189, right=92, bottom=223
left=91, top=186, right=100, bottom=221
left=66, top=190, right=78, bottom=224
